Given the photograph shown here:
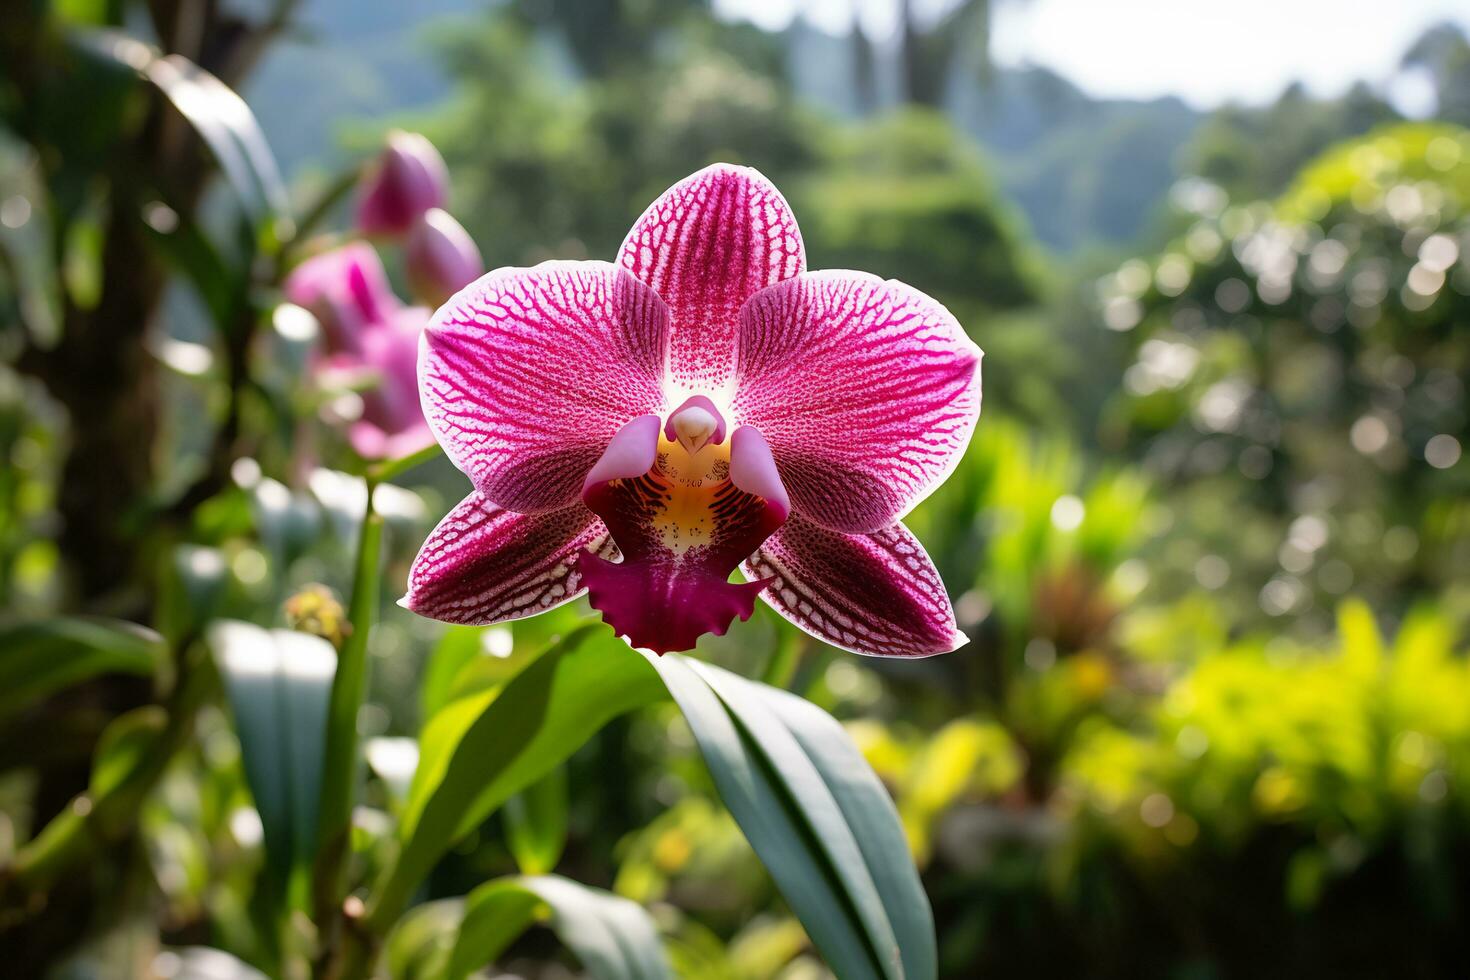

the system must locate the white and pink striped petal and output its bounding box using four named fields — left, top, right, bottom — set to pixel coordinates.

left=420, top=262, right=671, bottom=514
left=733, top=271, right=982, bottom=534
left=403, top=492, right=614, bottom=625
left=618, top=164, right=804, bottom=396
left=742, top=518, right=965, bottom=658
